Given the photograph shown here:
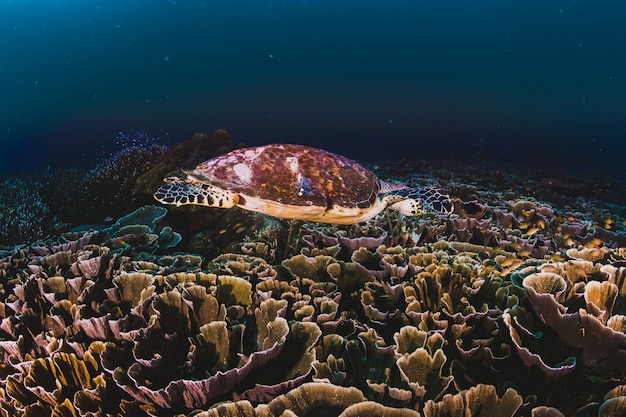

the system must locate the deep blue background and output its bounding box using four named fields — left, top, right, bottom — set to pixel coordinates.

left=1, top=1, right=625, bottom=178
